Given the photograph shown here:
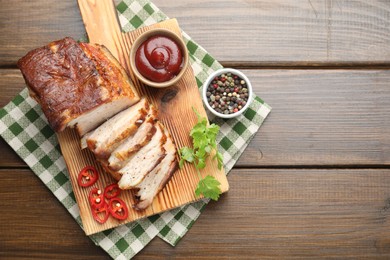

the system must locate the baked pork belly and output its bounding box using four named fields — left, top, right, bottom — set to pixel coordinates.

left=117, top=122, right=167, bottom=189
left=108, top=105, right=158, bottom=171
left=18, top=37, right=180, bottom=211
left=134, top=128, right=178, bottom=210
left=86, top=98, right=149, bottom=159
left=81, top=103, right=157, bottom=151
left=80, top=131, right=91, bottom=150
left=17, top=37, right=139, bottom=134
